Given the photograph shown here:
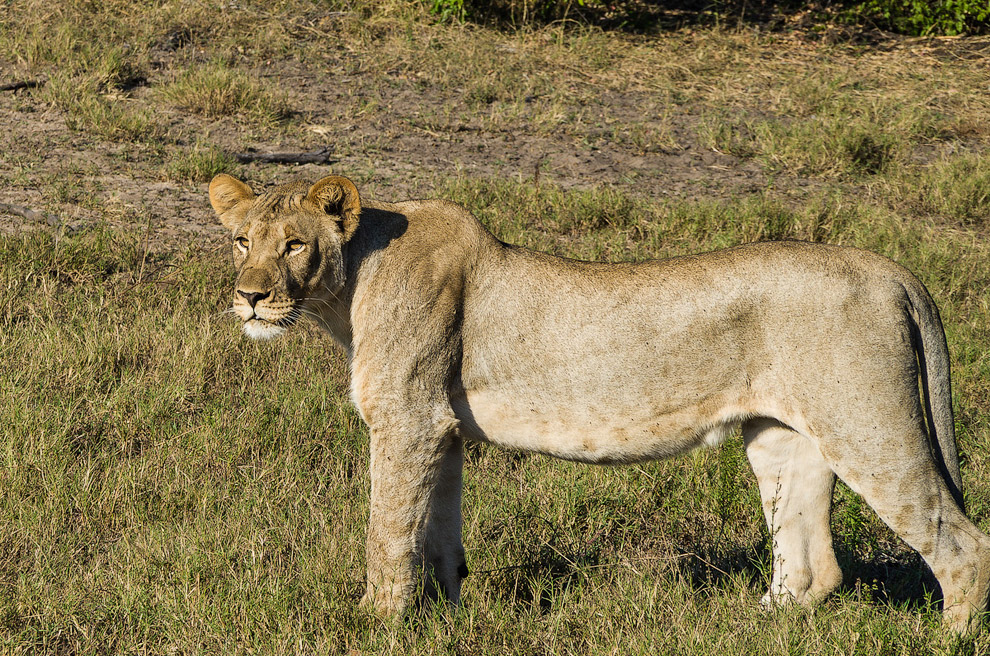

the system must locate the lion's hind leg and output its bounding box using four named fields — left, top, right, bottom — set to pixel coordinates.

left=743, top=418, right=843, bottom=607
left=821, top=425, right=990, bottom=636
